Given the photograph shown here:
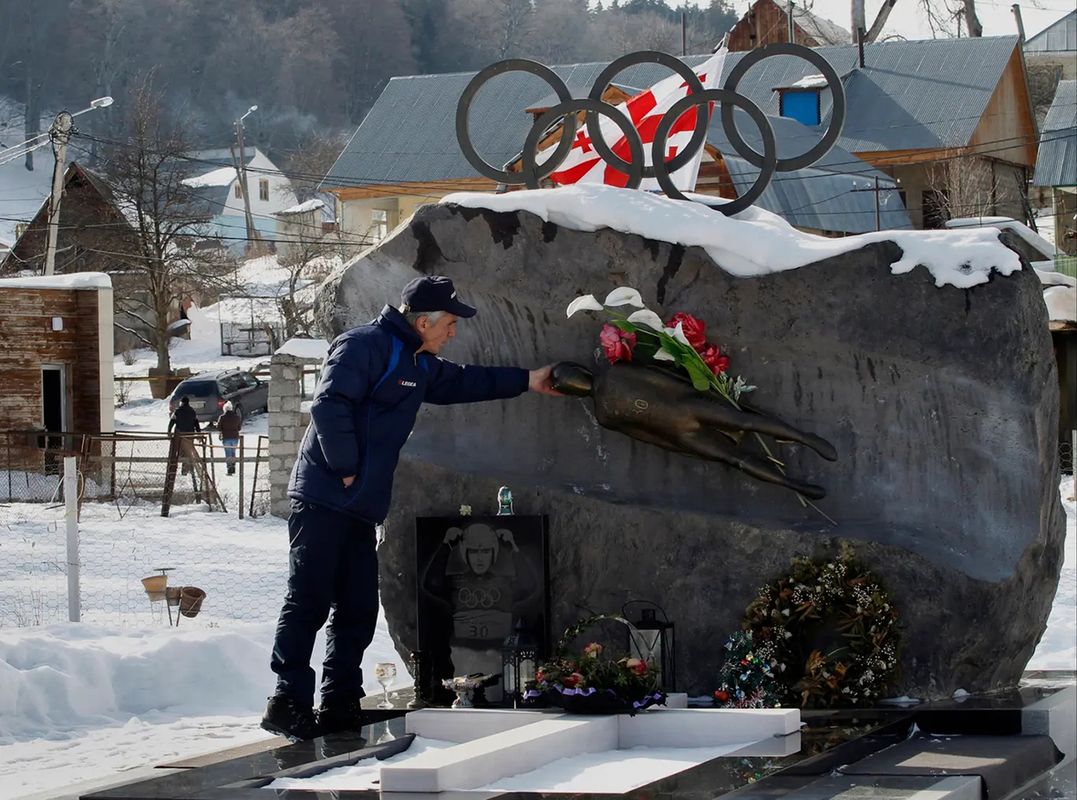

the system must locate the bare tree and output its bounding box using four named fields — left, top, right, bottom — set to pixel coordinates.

left=100, top=77, right=234, bottom=375
left=861, top=0, right=983, bottom=42
left=275, top=227, right=343, bottom=339
left=924, top=155, right=1003, bottom=223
